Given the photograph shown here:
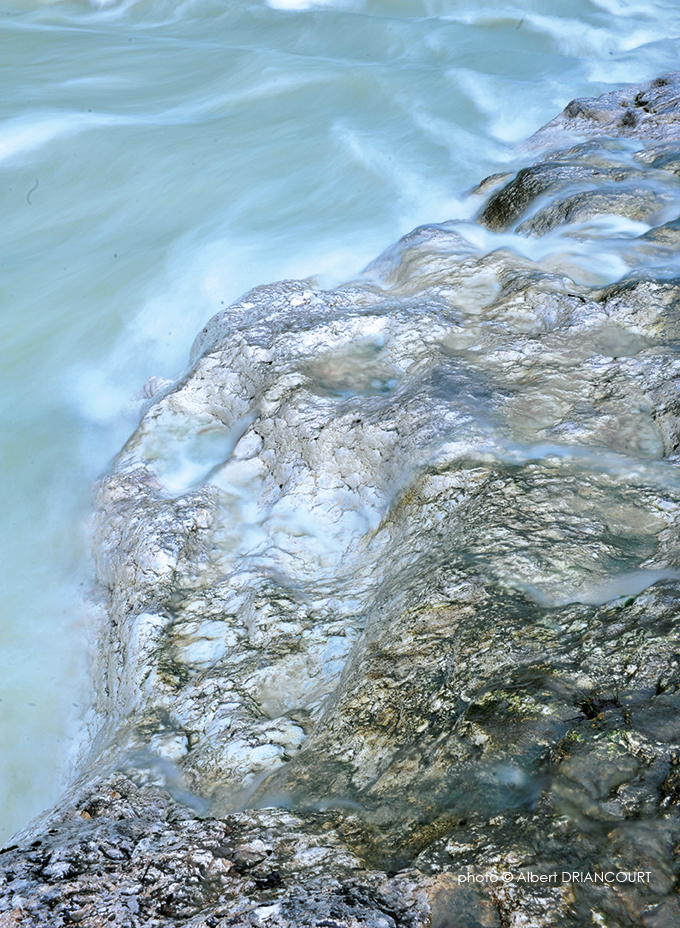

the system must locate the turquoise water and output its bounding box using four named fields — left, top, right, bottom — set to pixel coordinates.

left=2, top=0, right=680, bottom=843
